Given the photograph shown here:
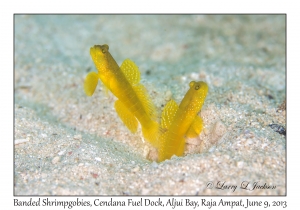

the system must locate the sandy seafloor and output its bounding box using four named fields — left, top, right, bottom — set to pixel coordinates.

left=14, top=15, right=286, bottom=195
